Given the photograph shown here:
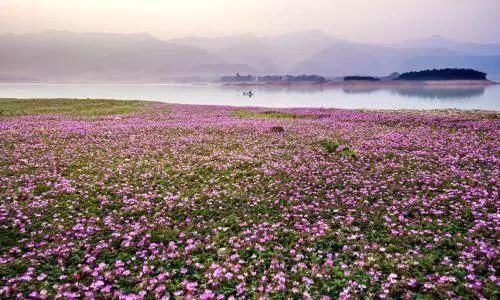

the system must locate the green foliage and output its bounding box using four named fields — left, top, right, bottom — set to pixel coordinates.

left=0, top=98, right=164, bottom=117
left=232, top=109, right=312, bottom=119
left=315, top=233, right=344, bottom=252
left=384, top=153, right=395, bottom=159
left=448, top=127, right=459, bottom=134
left=151, top=228, right=179, bottom=244
left=319, top=139, right=341, bottom=153
left=0, top=259, right=29, bottom=278
left=33, top=184, right=51, bottom=195
left=0, top=227, right=26, bottom=252
left=117, top=277, right=140, bottom=293
left=320, top=139, right=357, bottom=158
left=341, top=147, right=357, bottom=158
